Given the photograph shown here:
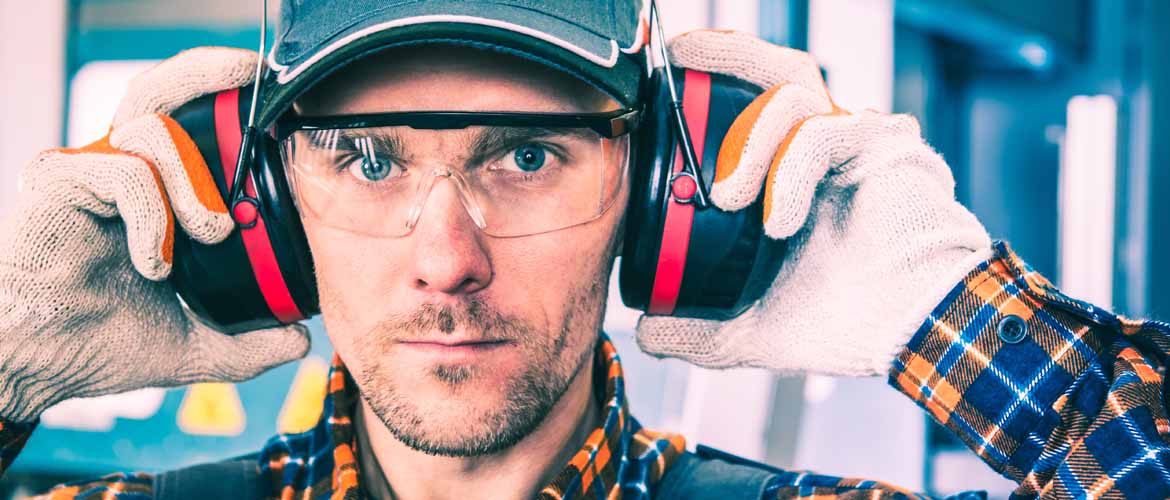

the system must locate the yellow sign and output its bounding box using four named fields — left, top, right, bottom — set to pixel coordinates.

left=277, top=355, right=330, bottom=434
left=177, top=382, right=246, bottom=436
